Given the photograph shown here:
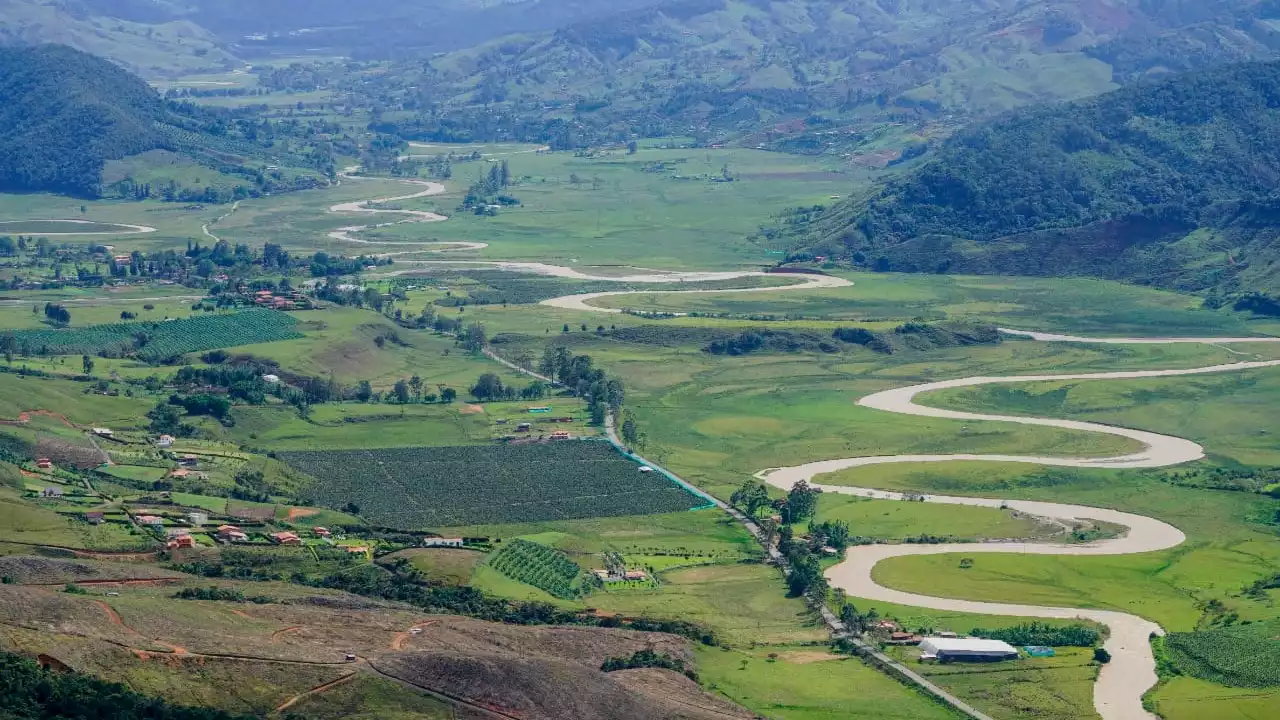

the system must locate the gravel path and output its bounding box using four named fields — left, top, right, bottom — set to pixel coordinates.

left=326, top=169, right=485, bottom=252
left=760, top=357, right=1280, bottom=720
left=1001, top=328, right=1280, bottom=344
left=1, top=219, right=158, bottom=236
